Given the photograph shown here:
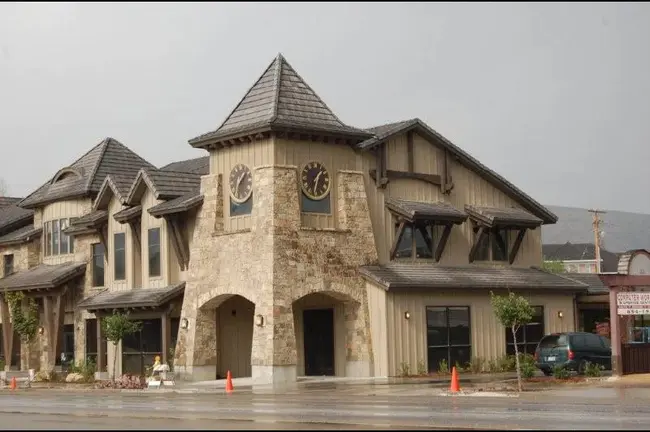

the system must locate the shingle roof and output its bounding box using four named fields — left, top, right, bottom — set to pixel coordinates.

left=0, top=225, right=42, bottom=246
left=360, top=264, right=588, bottom=291
left=148, top=193, right=204, bottom=218
left=189, top=54, right=372, bottom=147
left=160, top=156, right=210, bottom=175
left=356, top=118, right=557, bottom=225
left=70, top=210, right=108, bottom=228
left=386, top=198, right=467, bottom=224
left=0, top=262, right=86, bottom=291
left=558, top=273, right=608, bottom=295
left=126, top=169, right=201, bottom=205
left=0, top=197, right=21, bottom=209
left=19, top=138, right=155, bottom=209
left=542, top=242, right=620, bottom=273
left=465, top=205, right=543, bottom=228
left=113, top=205, right=142, bottom=224
left=77, top=282, right=185, bottom=312
left=0, top=204, right=34, bottom=236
